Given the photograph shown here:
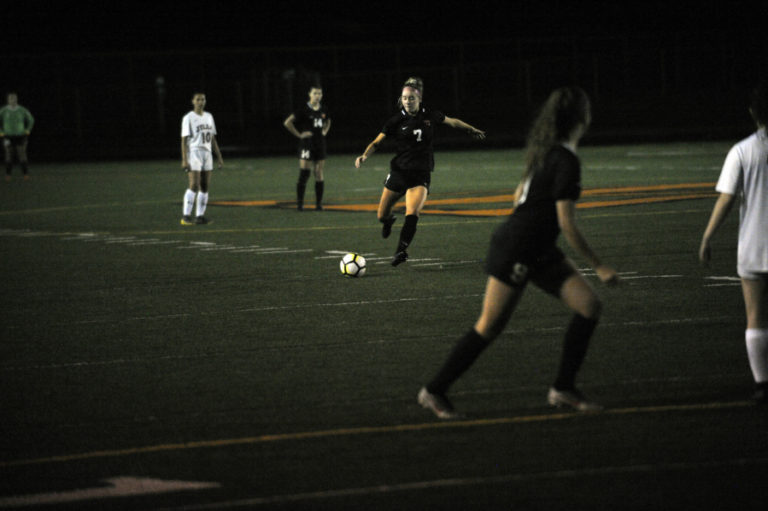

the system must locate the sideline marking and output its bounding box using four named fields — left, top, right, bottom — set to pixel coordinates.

left=0, top=400, right=752, bottom=469
left=159, top=456, right=768, bottom=510
left=0, top=477, right=220, bottom=508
